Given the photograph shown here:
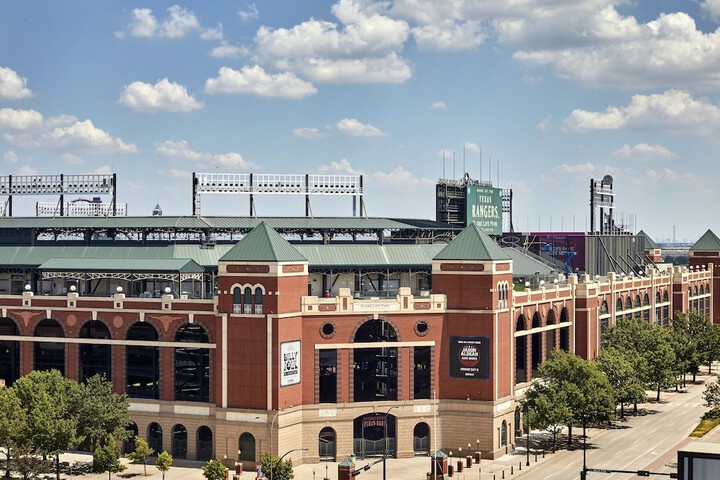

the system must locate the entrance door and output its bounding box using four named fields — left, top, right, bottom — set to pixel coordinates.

left=353, top=413, right=395, bottom=459
left=319, top=427, right=336, bottom=461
